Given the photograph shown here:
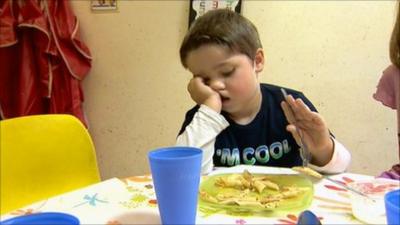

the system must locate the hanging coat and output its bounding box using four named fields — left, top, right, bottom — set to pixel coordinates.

left=0, top=0, right=92, bottom=126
